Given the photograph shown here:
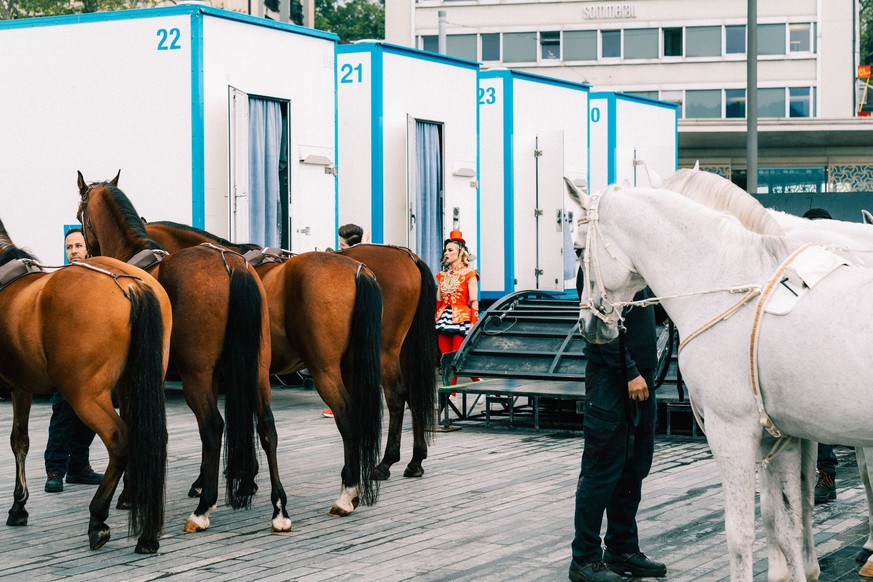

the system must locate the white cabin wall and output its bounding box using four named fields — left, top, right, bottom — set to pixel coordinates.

left=336, top=50, right=375, bottom=241
left=615, top=99, right=678, bottom=188
left=203, top=16, right=337, bottom=249
left=0, top=14, right=192, bottom=263
left=477, top=74, right=507, bottom=295
left=380, top=51, right=479, bottom=252
left=511, top=78, right=588, bottom=291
